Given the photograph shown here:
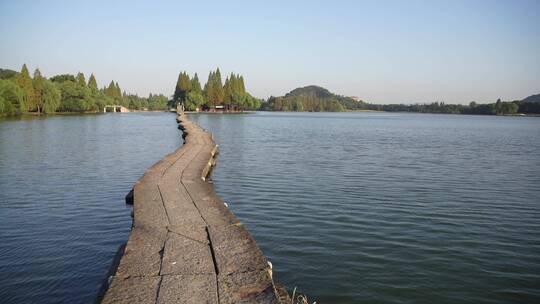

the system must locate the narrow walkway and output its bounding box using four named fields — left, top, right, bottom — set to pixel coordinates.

left=102, top=111, right=288, bottom=303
